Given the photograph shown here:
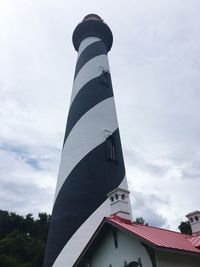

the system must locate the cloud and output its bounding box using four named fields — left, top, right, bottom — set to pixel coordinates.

left=0, top=143, right=58, bottom=216
left=131, top=191, right=167, bottom=227
left=180, top=159, right=200, bottom=181
left=0, top=143, right=42, bottom=170
left=124, top=148, right=169, bottom=177
left=0, top=179, right=53, bottom=215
